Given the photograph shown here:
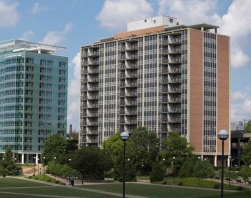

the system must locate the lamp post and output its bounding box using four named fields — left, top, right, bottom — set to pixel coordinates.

left=198, top=156, right=201, bottom=187
left=33, top=157, right=36, bottom=176
left=217, top=130, right=229, bottom=198
left=172, top=157, right=175, bottom=185
left=228, top=156, right=231, bottom=188
left=54, top=157, right=56, bottom=180
left=69, top=159, right=71, bottom=185
left=43, top=157, right=46, bottom=180
left=120, top=131, right=129, bottom=198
